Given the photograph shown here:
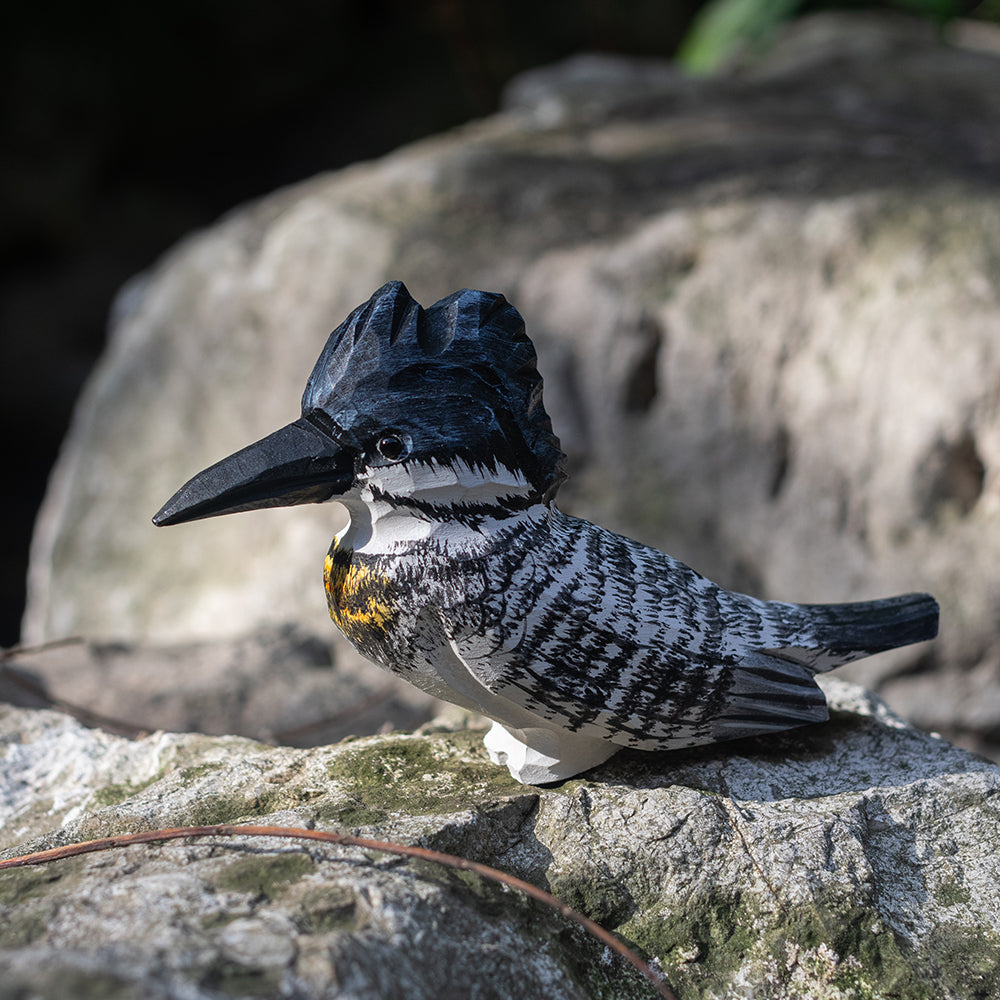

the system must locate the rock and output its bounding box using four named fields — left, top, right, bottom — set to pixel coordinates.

left=1, top=679, right=999, bottom=999
left=20, top=13, right=1000, bottom=755
left=0, top=626, right=439, bottom=746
